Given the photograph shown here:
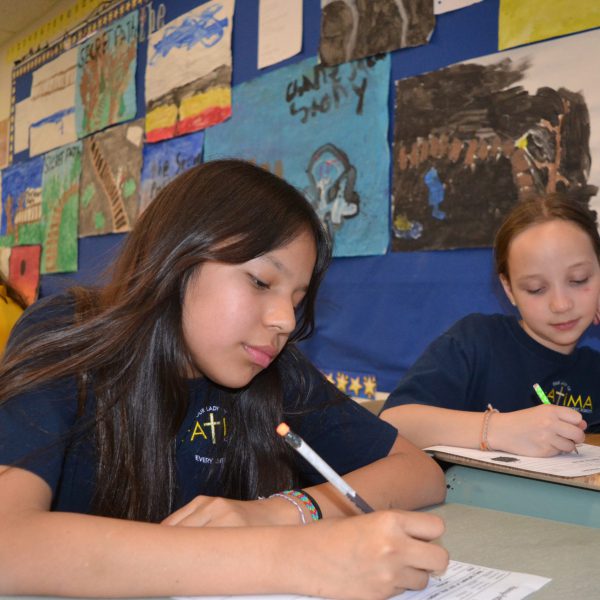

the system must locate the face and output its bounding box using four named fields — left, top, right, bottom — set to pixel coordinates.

left=500, top=219, right=600, bottom=354
left=182, top=229, right=317, bottom=387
